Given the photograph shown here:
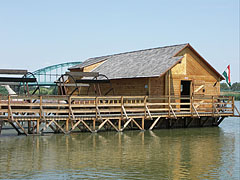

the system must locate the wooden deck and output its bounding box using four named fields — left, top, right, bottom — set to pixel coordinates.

left=0, top=95, right=239, bottom=135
